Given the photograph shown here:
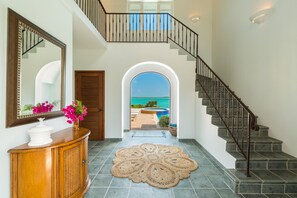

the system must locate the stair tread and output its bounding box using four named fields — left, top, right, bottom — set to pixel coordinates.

left=225, top=169, right=297, bottom=183
left=221, top=136, right=283, bottom=143
left=219, top=125, right=269, bottom=130
left=229, top=151, right=297, bottom=161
